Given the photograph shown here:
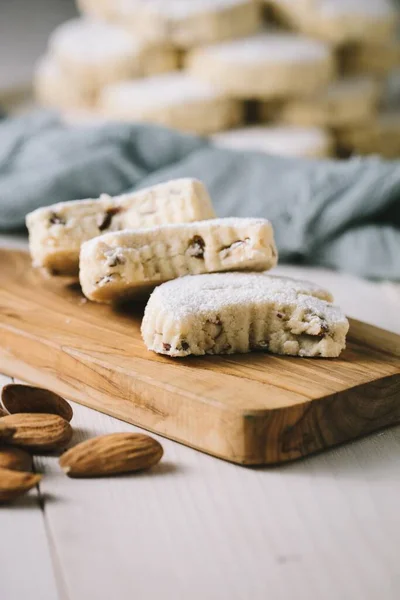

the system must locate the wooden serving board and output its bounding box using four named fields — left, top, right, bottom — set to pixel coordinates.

left=1, top=249, right=399, bottom=465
